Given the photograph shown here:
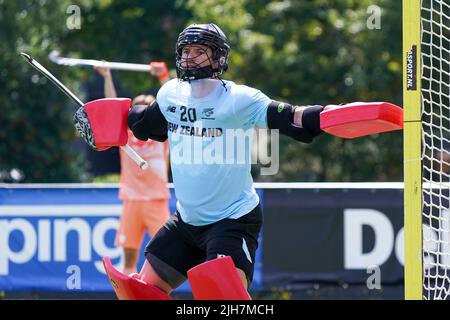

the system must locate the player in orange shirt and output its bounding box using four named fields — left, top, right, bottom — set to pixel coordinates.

left=95, top=61, right=171, bottom=274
